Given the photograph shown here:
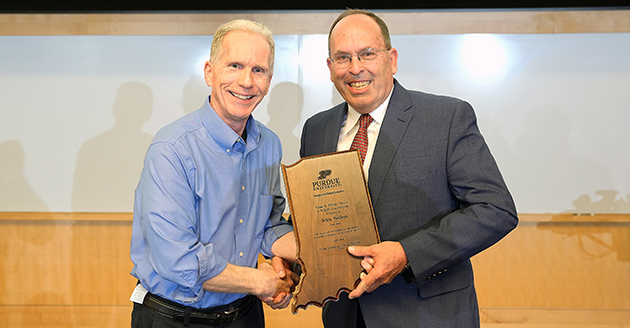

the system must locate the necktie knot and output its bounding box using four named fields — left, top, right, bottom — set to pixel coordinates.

left=359, top=114, right=374, bottom=129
